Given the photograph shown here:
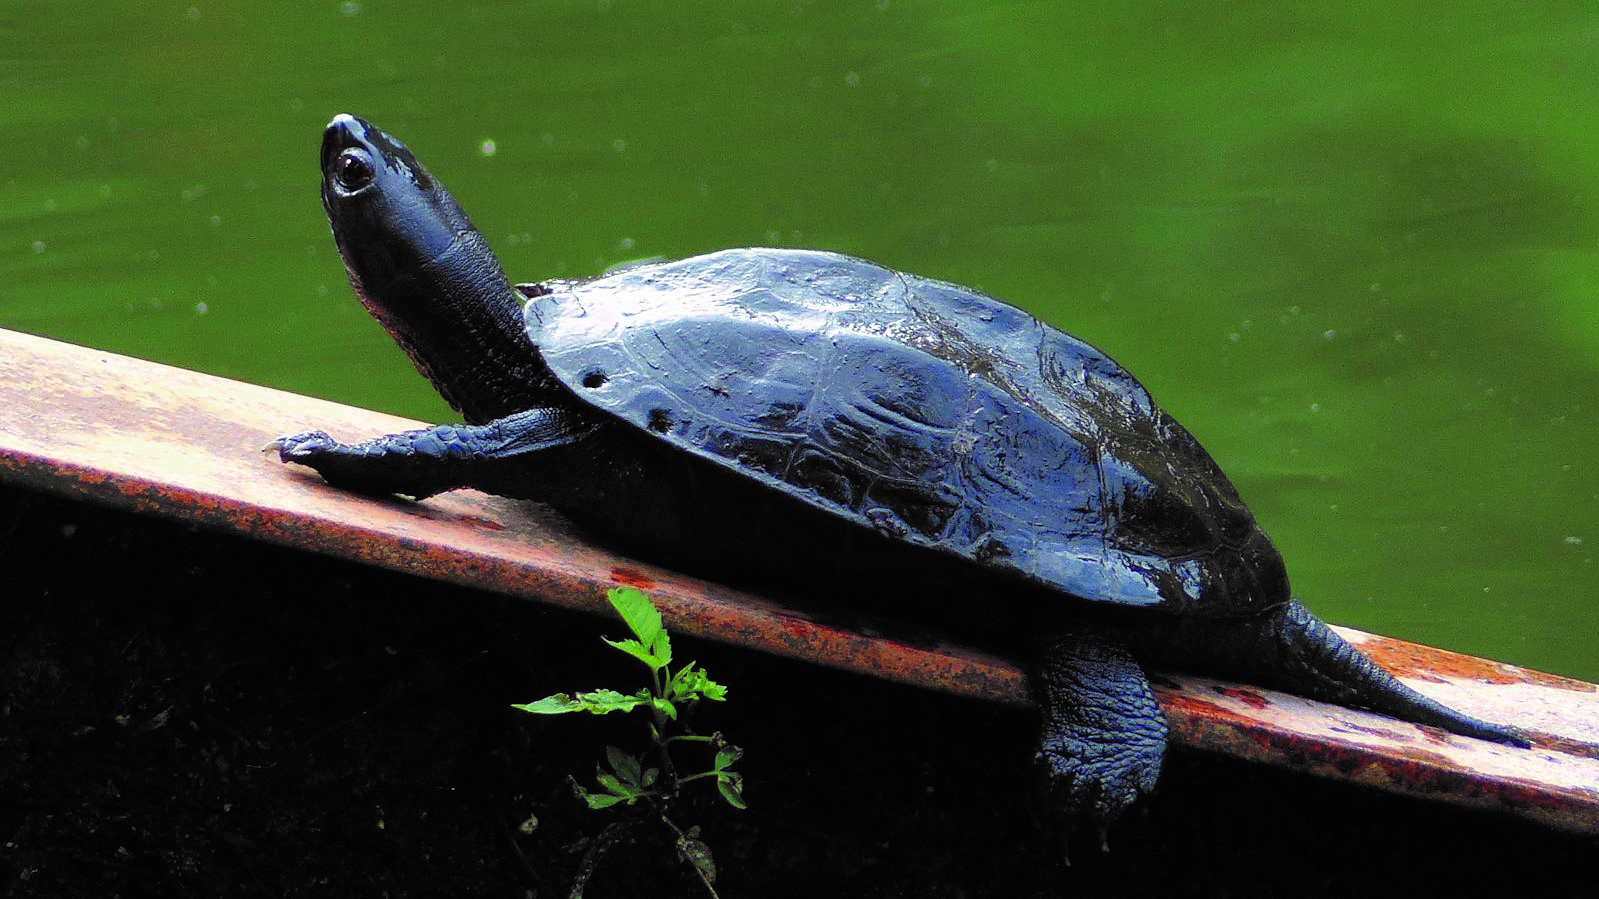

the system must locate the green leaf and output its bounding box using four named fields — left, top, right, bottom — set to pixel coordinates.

left=569, top=774, right=628, bottom=809
left=608, top=587, right=669, bottom=667
left=714, top=744, right=744, bottom=771
left=717, top=771, right=747, bottom=810
left=582, top=792, right=628, bottom=810
left=667, top=664, right=727, bottom=702
left=651, top=697, right=679, bottom=721
left=514, top=688, right=653, bottom=716
left=511, top=694, right=584, bottom=715
left=676, top=828, right=717, bottom=883
left=594, top=769, right=626, bottom=796
left=696, top=677, right=728, bottom=702
left=600, top=636, right=660, bottom=671
left=605, top=745, right=642, bottom=786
